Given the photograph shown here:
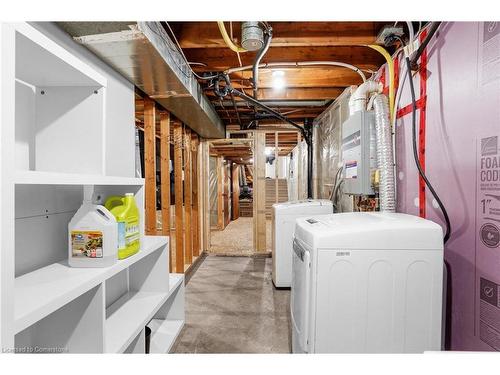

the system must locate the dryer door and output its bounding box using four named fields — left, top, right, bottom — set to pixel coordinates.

left=291, top=238, right=311, bottom=353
